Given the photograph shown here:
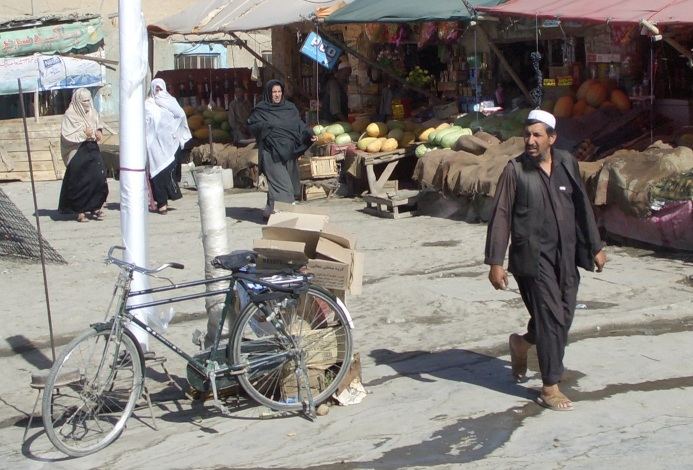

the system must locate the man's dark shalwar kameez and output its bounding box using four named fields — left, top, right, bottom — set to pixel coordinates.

left=485, top=149, right=603, bottom=385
